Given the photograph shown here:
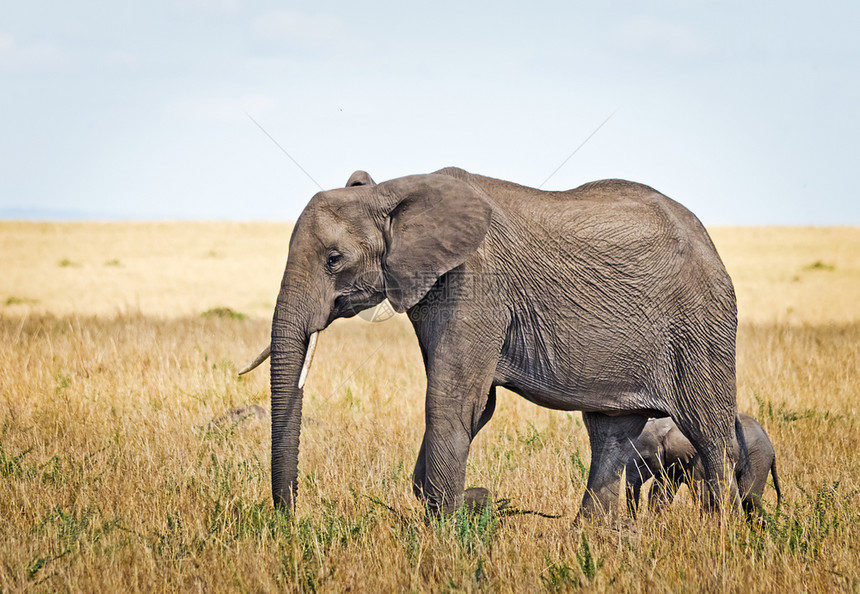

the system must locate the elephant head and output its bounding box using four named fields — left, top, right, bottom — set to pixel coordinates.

left=243, top=170, right=493, bottom=509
